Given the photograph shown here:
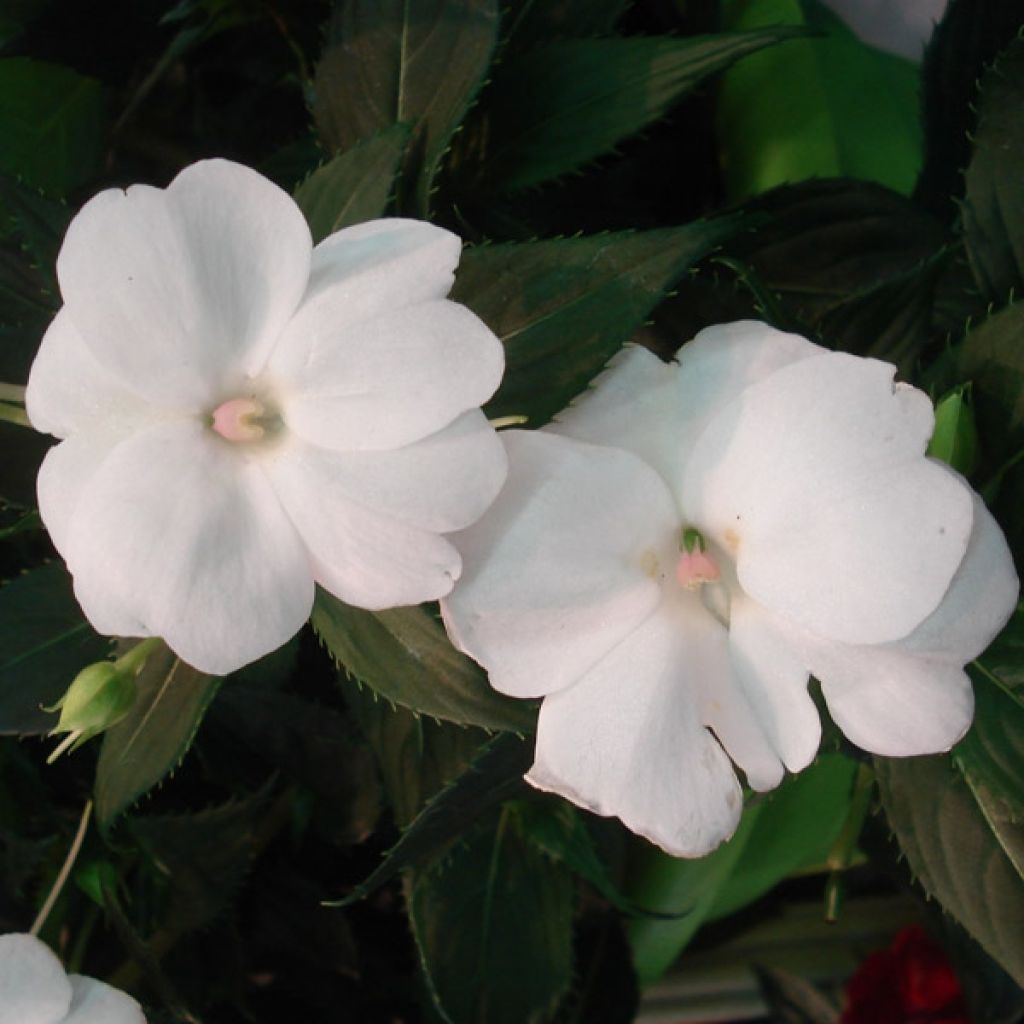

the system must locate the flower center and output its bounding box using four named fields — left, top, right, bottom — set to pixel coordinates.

left=209, top=396, right=282, bottom=444
left=675, top=526, right=721, bottom=590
